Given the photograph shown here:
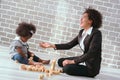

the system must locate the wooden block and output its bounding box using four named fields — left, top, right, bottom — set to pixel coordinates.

left=50, top=59, right=56, bottom=71
left=39, top=74, right=44, bottom=80
left=26, top=65, right=32, bottom=71
left=46, top=73, right=49, bottom=77
left=49, top=72, right=52, bottom=77
left=52, top=70, right=60, bottom=75
left=45, top=69, right=49, bottom=73
left=15, top=60, right=19, bottom=63
left=59, top=69, right=63, bottom=73
left=31, top=53, right=34, bottom=57
left=34, top=67, right=38, bottom=71
left=56, top=69, right=63, bottom=73
left=38, top=68, right=42, bottom=72
left=40, top=66, right=45, bottom=72
left=20, top=64, right=27, bottom=70
left=32, top=67, right=36, bottom=71
left=28, top=57, right=33, bottom=61
left=35, top=65, right=41, bottom=68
